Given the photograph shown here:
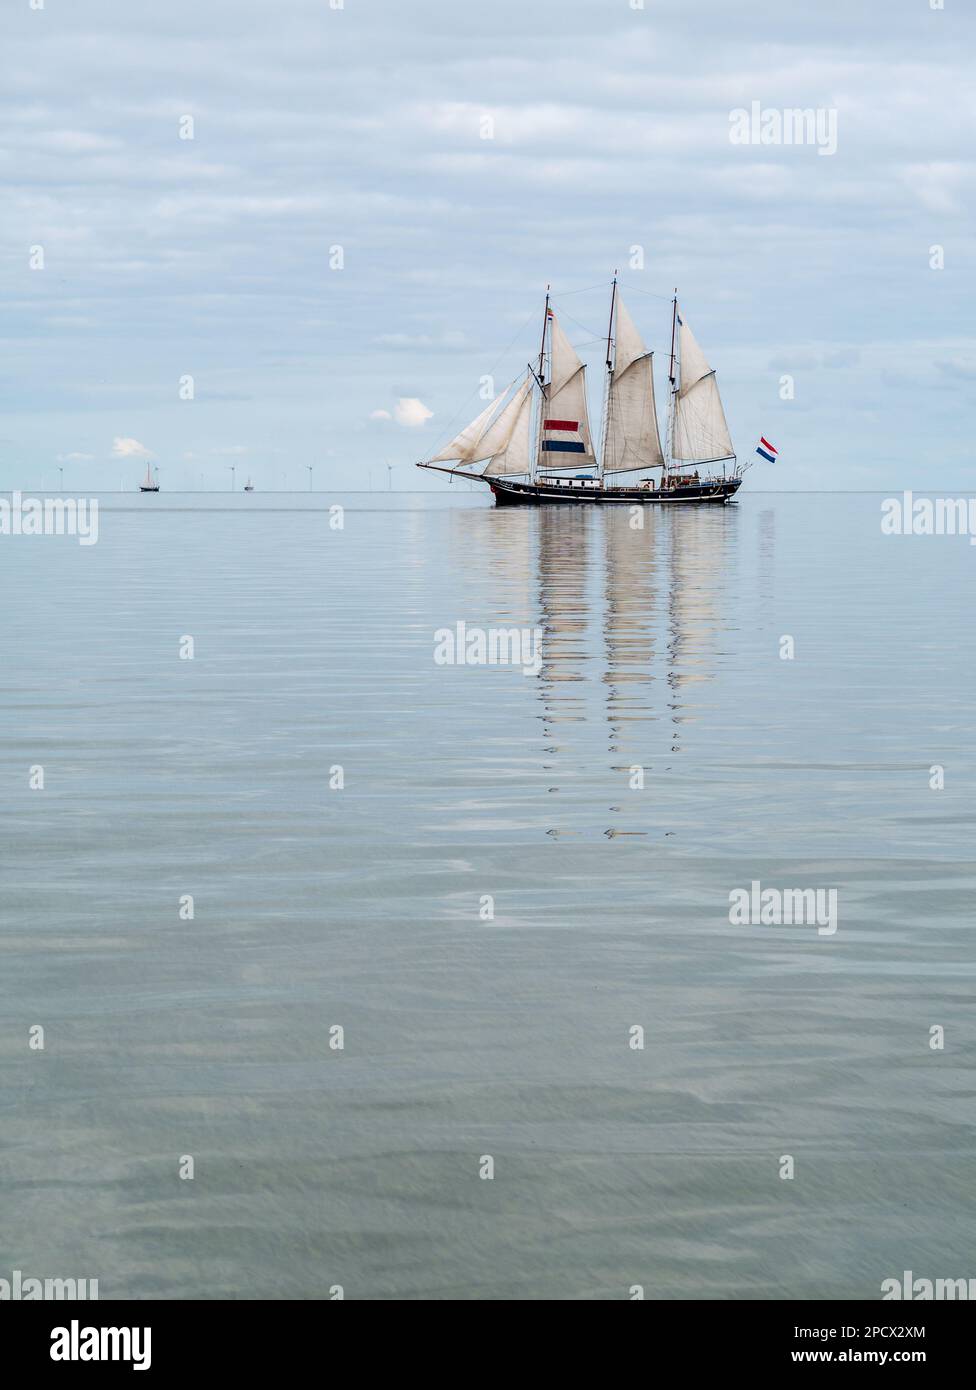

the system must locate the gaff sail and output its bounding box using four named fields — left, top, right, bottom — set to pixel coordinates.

left=601, top=293, right=665, bottom=474
left=537, top=313, right=597, bottom=471
left=670, top=312, right=734, bottom=465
